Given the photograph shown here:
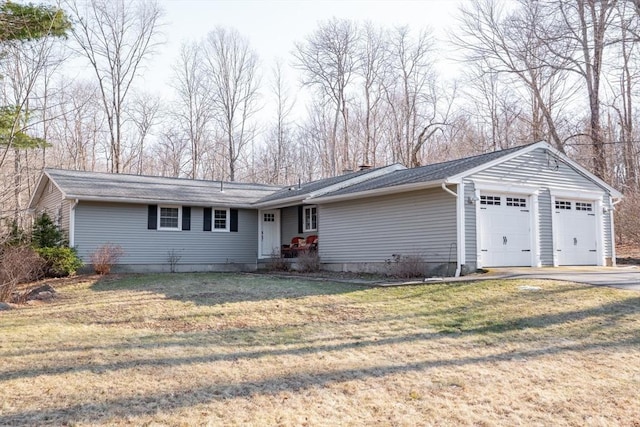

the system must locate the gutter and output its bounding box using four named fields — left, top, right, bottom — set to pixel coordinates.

left=441, top=182, right=462, bottom=277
